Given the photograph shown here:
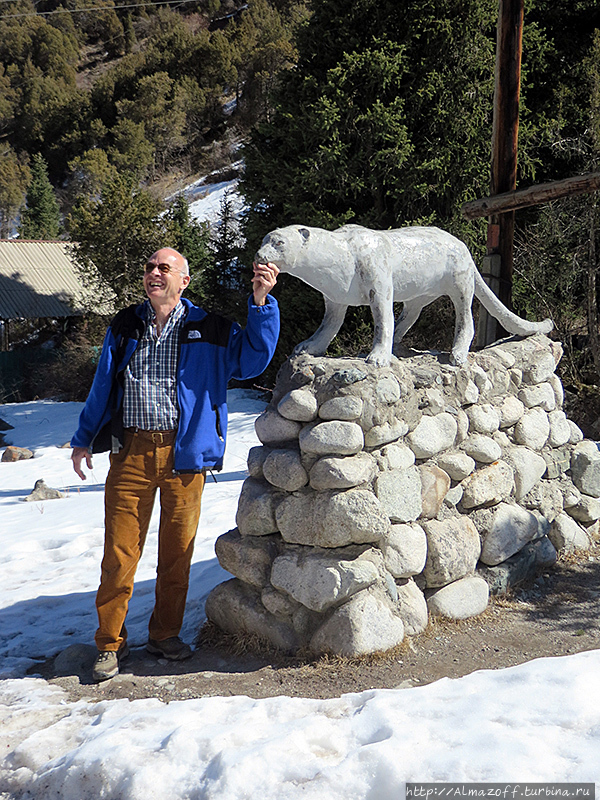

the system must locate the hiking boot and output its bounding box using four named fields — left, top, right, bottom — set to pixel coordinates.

left=92, top=644, right=130, bottom=682
left=146, top=636, right=192, bottom=661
